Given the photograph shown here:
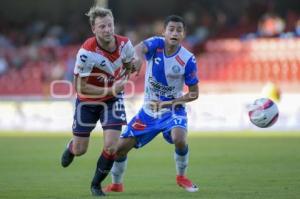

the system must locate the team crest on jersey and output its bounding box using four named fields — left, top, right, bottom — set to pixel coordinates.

left=172, top=65, right=181, bottom=74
